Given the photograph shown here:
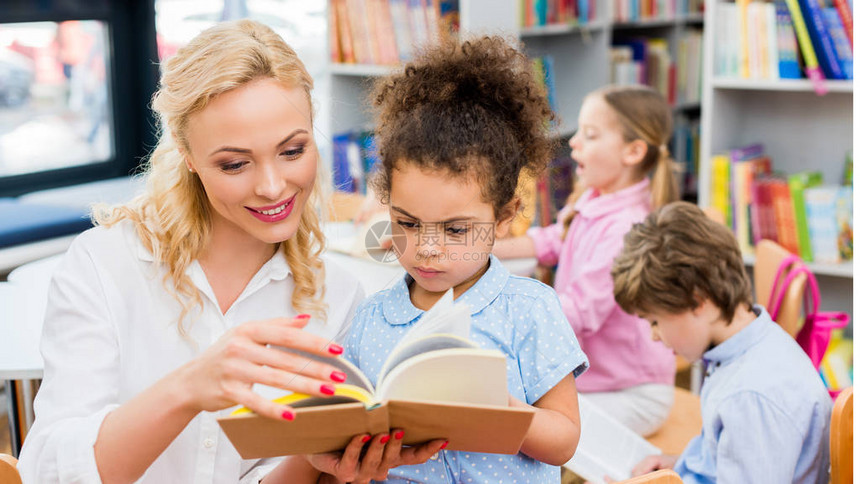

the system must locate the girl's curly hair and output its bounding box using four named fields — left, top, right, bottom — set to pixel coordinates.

left=369, top=35, right=556, bottom=218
